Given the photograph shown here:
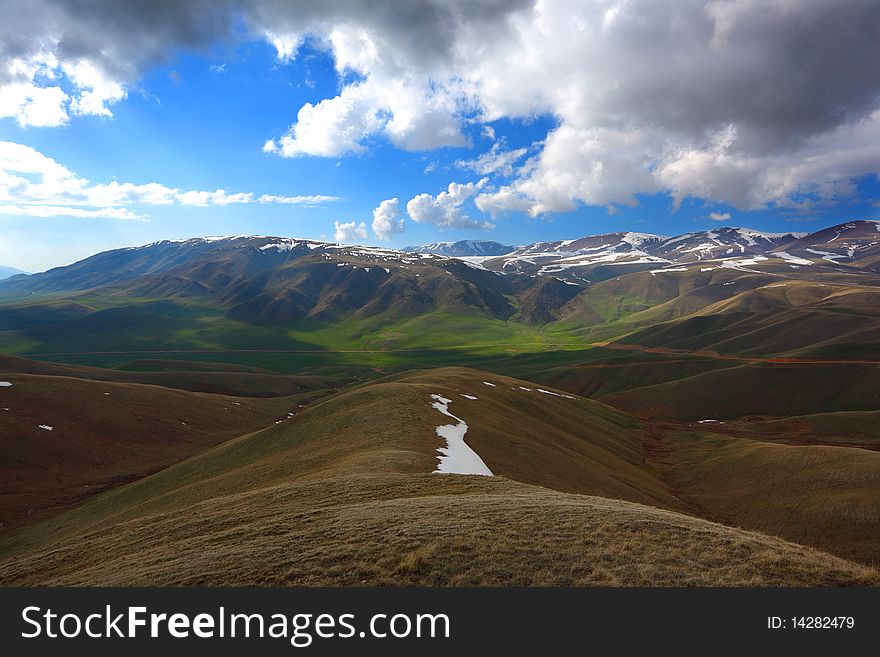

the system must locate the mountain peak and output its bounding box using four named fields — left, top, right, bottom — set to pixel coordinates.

left=403, top=240, right=515, bottom=257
